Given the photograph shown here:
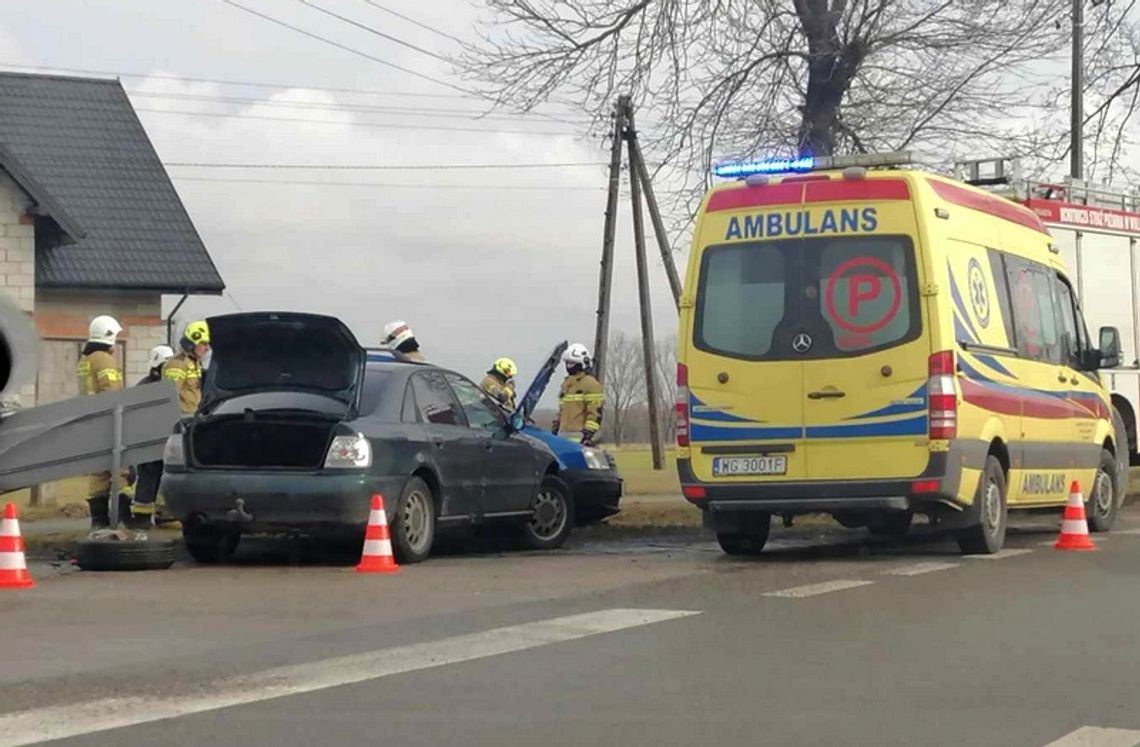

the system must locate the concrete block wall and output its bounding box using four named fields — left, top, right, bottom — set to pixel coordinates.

left=0, top=173, right=35, bottom=315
